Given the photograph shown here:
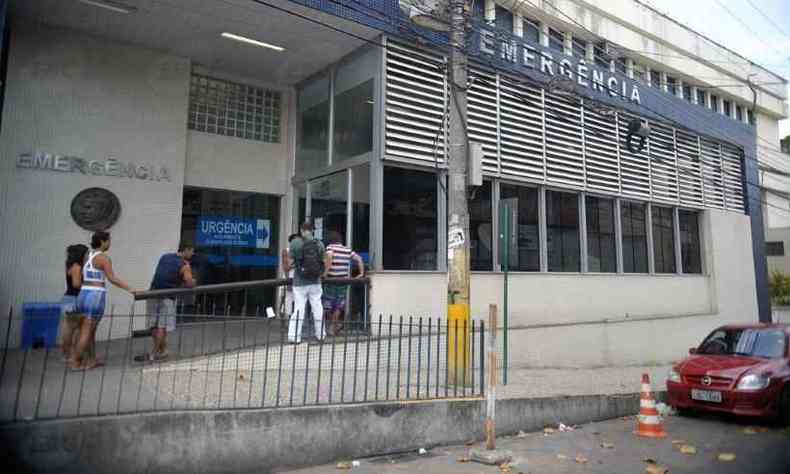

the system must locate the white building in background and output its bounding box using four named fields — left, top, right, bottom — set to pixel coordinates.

left=0, top=0, right=786, bottom=367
